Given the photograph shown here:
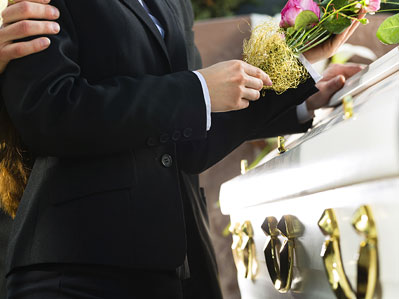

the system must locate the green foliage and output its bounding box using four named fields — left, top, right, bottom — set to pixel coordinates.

left=191, top=0, right=256, bottom=20
left=377, top=13, right=399, bottom=44
left=294, top=10, right=319, bottom=30
left=321, top=14, right=352, bottom=33
left=320, top=0, right=349, bottom=10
